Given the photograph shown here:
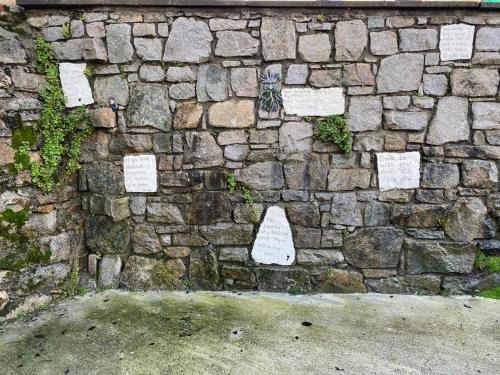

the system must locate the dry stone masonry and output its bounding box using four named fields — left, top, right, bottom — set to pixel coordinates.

left=1, top=4, right=500, bottom=305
